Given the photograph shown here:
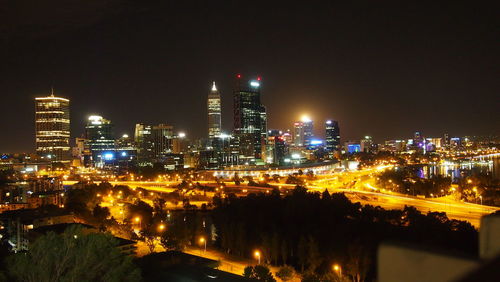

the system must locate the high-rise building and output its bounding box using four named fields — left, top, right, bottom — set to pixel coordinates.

left=135, top=123, right=154, bottom=162
left=201, top=133, right=239, bottom=169
left=233, top=75, right=267, bottom=163
left=85, top=115, right=115, bottom=164
left=325, top=120, right=340, bottom=151
left=293, top=116, right=313, bottom=148
left=293, top=122, right=305, bottom=146
left=35, top=92, right=71, bottom=162
left=302, top=118, right=313, bottom=148
left=134, top=123, right=175, bottom=162
left=360, top=136, right=374, bottom=153
left=208, top=81, right=222, bottom=139
left=152, top=124, right=173, bottom=158
left=267, top=130, right=288, bottom=165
